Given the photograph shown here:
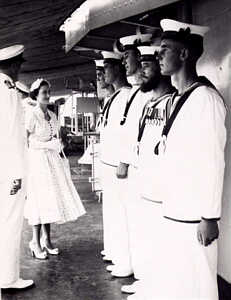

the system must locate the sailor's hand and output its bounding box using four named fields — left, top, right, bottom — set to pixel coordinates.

left=10, top=179, right=22, bottom=195
left=116, top=162, right=129, bottom=179
left=197, top=218, right=219, bottom=246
